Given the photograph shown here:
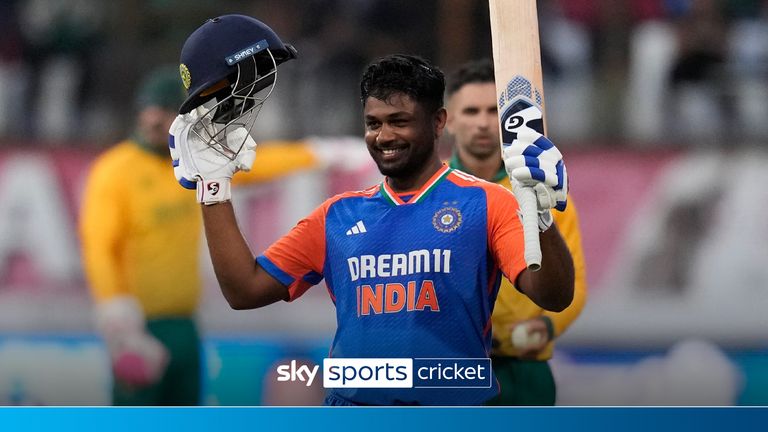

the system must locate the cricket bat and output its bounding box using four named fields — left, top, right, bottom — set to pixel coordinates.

left=489, top=0, right=546, bottom=271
